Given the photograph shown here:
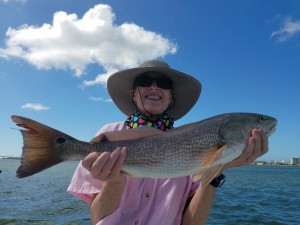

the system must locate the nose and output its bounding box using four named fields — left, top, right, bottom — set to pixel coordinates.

left=149, top=81, right=159, bottom=89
